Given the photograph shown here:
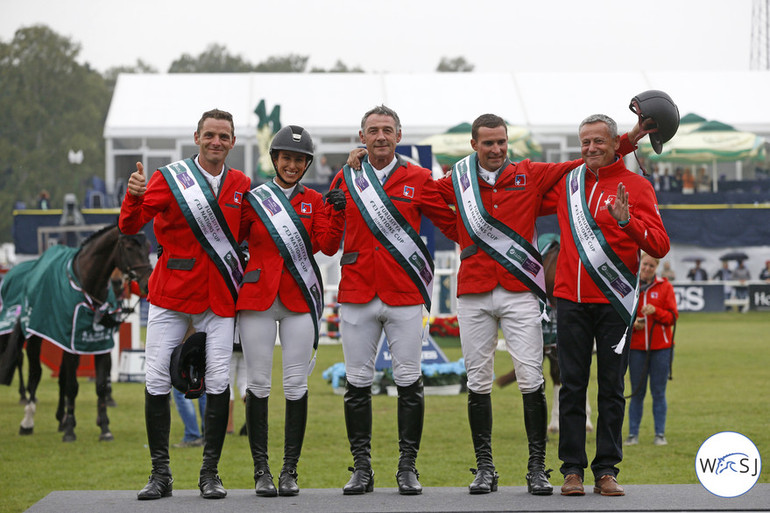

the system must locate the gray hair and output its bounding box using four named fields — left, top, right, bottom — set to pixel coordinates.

left=579, top=114, right=618, bottom=138
left=361, top=104, right=401, bottom=132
